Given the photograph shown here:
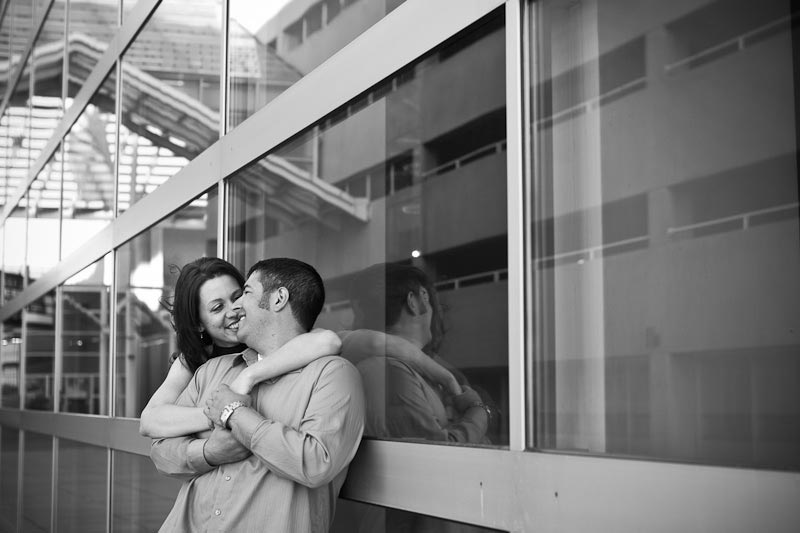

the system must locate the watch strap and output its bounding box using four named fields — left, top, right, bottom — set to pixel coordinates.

left=219, top=400, right=246, bottom=429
